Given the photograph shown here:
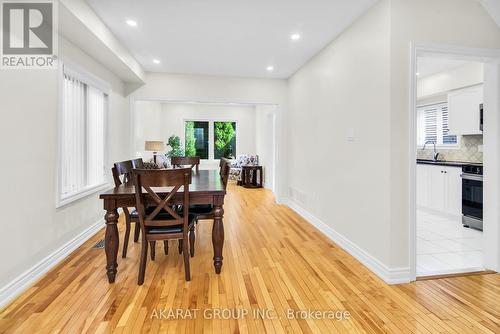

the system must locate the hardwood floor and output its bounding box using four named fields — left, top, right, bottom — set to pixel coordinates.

left=1, top=184, right=499, bottom=333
